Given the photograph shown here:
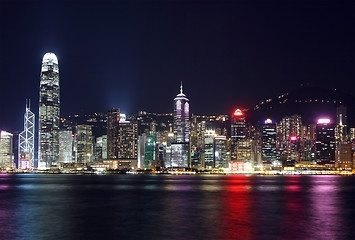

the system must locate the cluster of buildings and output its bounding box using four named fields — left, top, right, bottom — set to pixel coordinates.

left=1, top=52, right=355, bottom=174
